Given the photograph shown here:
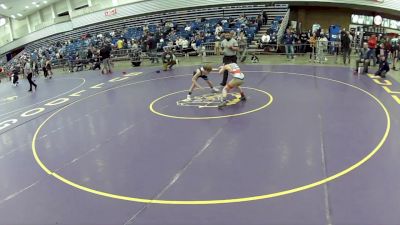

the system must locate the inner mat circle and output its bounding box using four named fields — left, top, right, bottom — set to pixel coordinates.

left=149, top=87, right=274, bottom=120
